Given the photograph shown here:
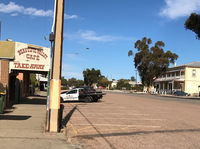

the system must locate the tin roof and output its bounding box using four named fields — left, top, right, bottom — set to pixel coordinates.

left=170, top=62, right=200, bottom=69
left=182, top=62, right=200, bottom=67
